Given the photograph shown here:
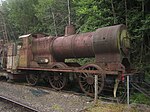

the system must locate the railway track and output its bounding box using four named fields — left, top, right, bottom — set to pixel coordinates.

left=0, top=94, right=39, bottom=112
left=10, top=81, right=124, bottom=103
left=0, top=80, right=94, bottom=112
